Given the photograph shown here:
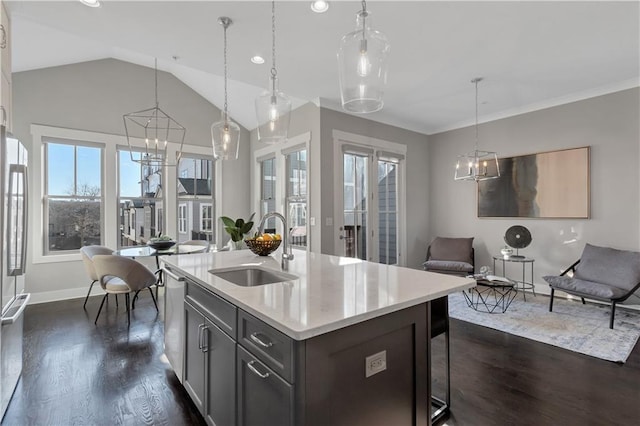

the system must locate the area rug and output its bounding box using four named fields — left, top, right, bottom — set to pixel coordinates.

left=447, top=291, right=640, bottom=363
